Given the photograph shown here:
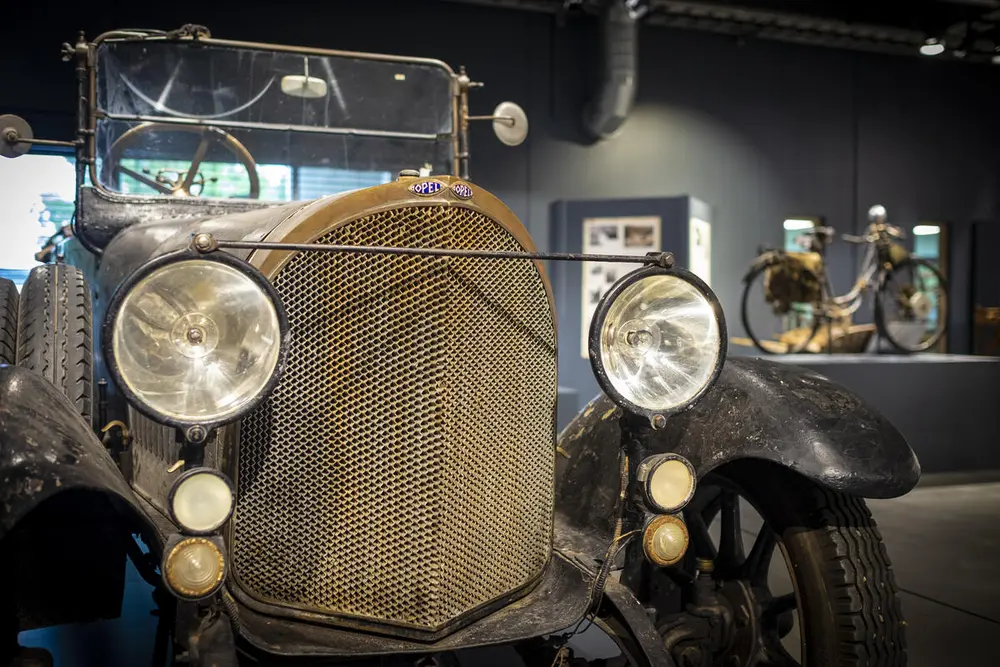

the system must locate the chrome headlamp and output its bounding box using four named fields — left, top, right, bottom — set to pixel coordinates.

left=589, top=265, right=726, bottom=423
left=103, top=250, right=289, bottom=429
